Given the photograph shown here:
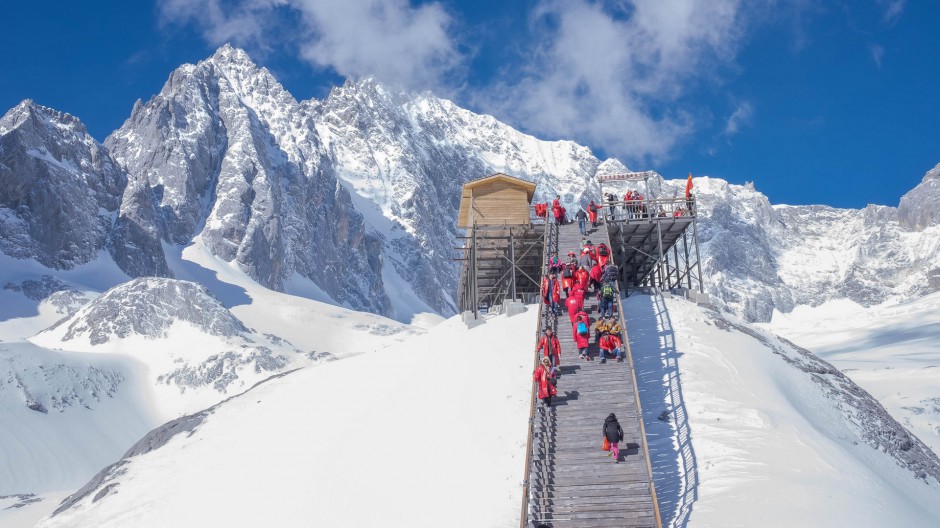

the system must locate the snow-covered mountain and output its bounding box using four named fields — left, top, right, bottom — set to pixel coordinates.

left=101, top=46, right=624, bottom=319
left=308, top=78, right=619, bottom=314
left=31, top=278, right=312, bottom=407
left=664, top=174, right=940, bottom=322
left=4, top=45, right=937, bottom=324
left=105, top=46, right=391, bottom=316
left=0, top=267, right=419, bottom=527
